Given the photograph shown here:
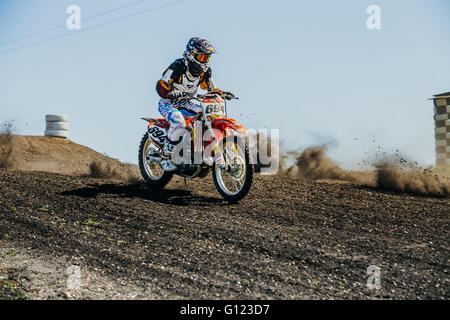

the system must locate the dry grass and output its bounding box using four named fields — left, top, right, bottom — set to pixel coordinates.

left=0, top=134, right=13, bottom=169
left=0, top=123, right=14, bottom=169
